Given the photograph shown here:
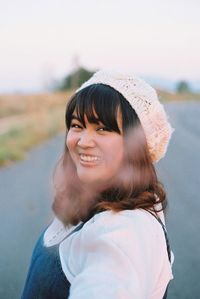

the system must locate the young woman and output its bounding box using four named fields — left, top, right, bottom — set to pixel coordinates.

left=21, top=69, right=175, bottom=299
